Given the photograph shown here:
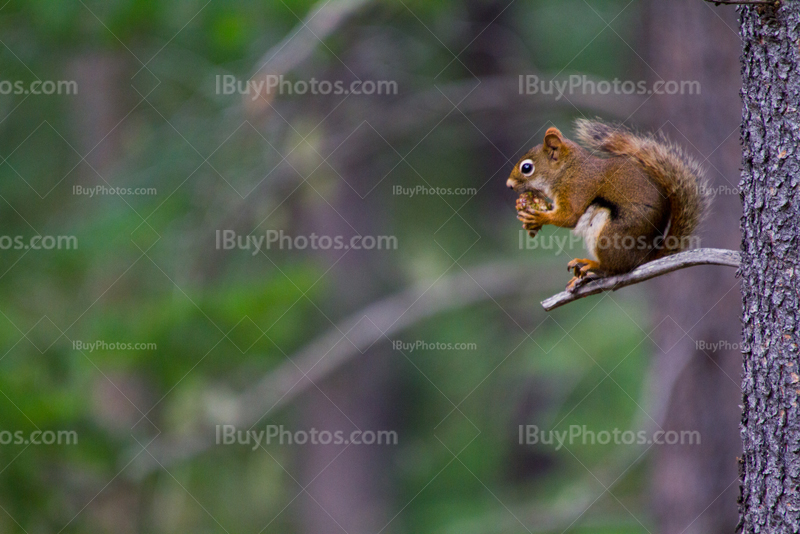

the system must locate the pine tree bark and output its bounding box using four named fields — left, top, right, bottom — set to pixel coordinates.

left=739, top=3, right=800, bottom=532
